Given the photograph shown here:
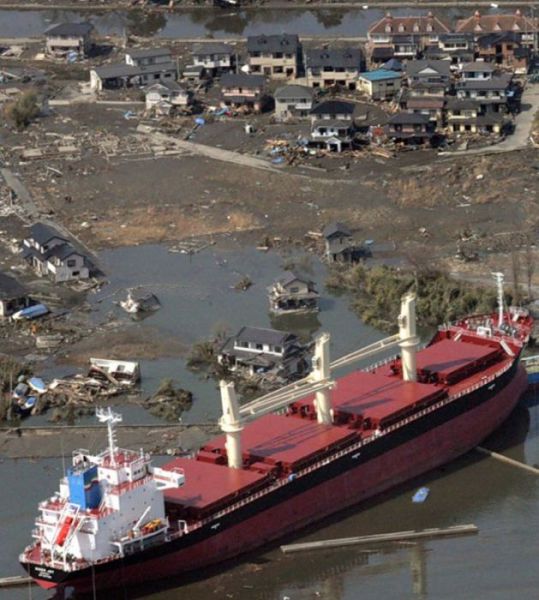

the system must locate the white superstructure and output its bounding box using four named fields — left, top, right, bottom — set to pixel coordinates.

left=26, top=408, right=184, bottom=571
